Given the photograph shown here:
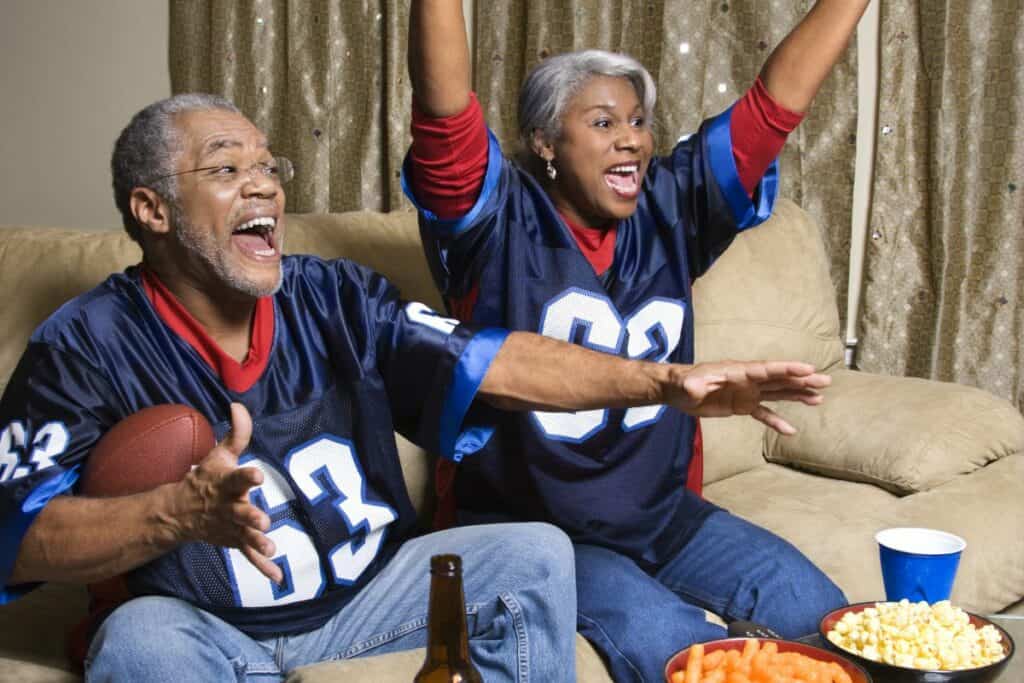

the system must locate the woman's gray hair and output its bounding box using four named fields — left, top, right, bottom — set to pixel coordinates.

left=517, top=49, right=657, bottom=149
left=111, top=93, right=240, bottom=242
